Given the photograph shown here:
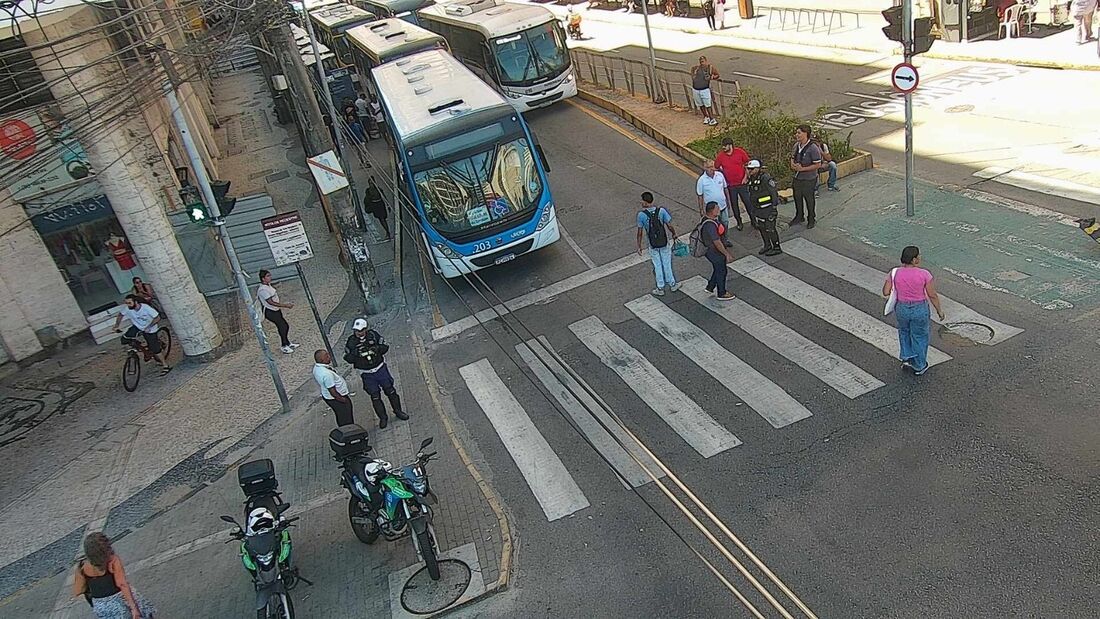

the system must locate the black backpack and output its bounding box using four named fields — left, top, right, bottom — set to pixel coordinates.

left=644, top=208, right=668, bottom=249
